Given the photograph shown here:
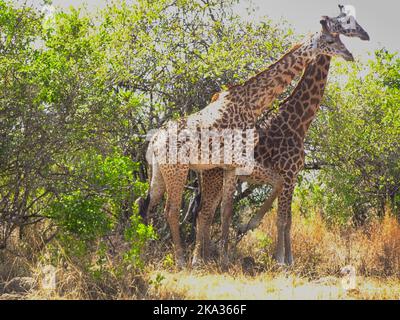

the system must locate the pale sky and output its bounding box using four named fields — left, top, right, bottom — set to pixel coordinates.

left=23, top=0, right=399, bottom=61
